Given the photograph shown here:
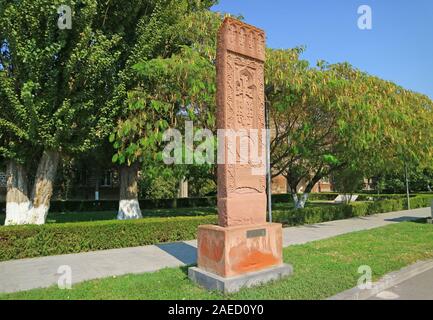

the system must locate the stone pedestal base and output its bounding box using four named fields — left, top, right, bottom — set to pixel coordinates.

left=189, top=222, right=292, bottom=292
left=427, top=217, right=432, bottom=224
left=196, top=223, right=283, bottom=278
left=189, top=264, right=293, bottom=293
